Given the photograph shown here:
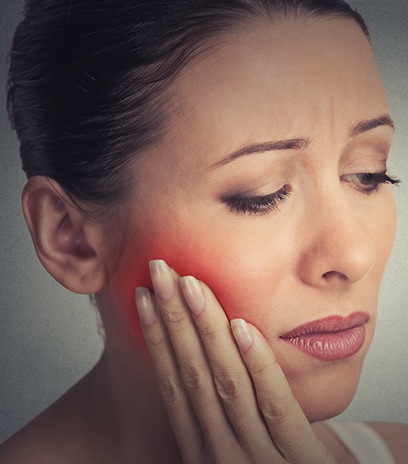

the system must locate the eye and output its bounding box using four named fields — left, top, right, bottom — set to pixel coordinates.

left=224, top=185, right=291, bottom=216
left=342, top=171, right=400, bottom=194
